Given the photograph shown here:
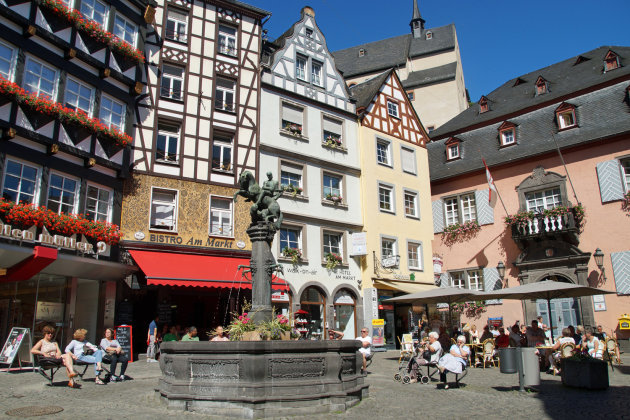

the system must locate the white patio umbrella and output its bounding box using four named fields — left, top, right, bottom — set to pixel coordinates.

left=482, top=280, right=616, bottom=343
